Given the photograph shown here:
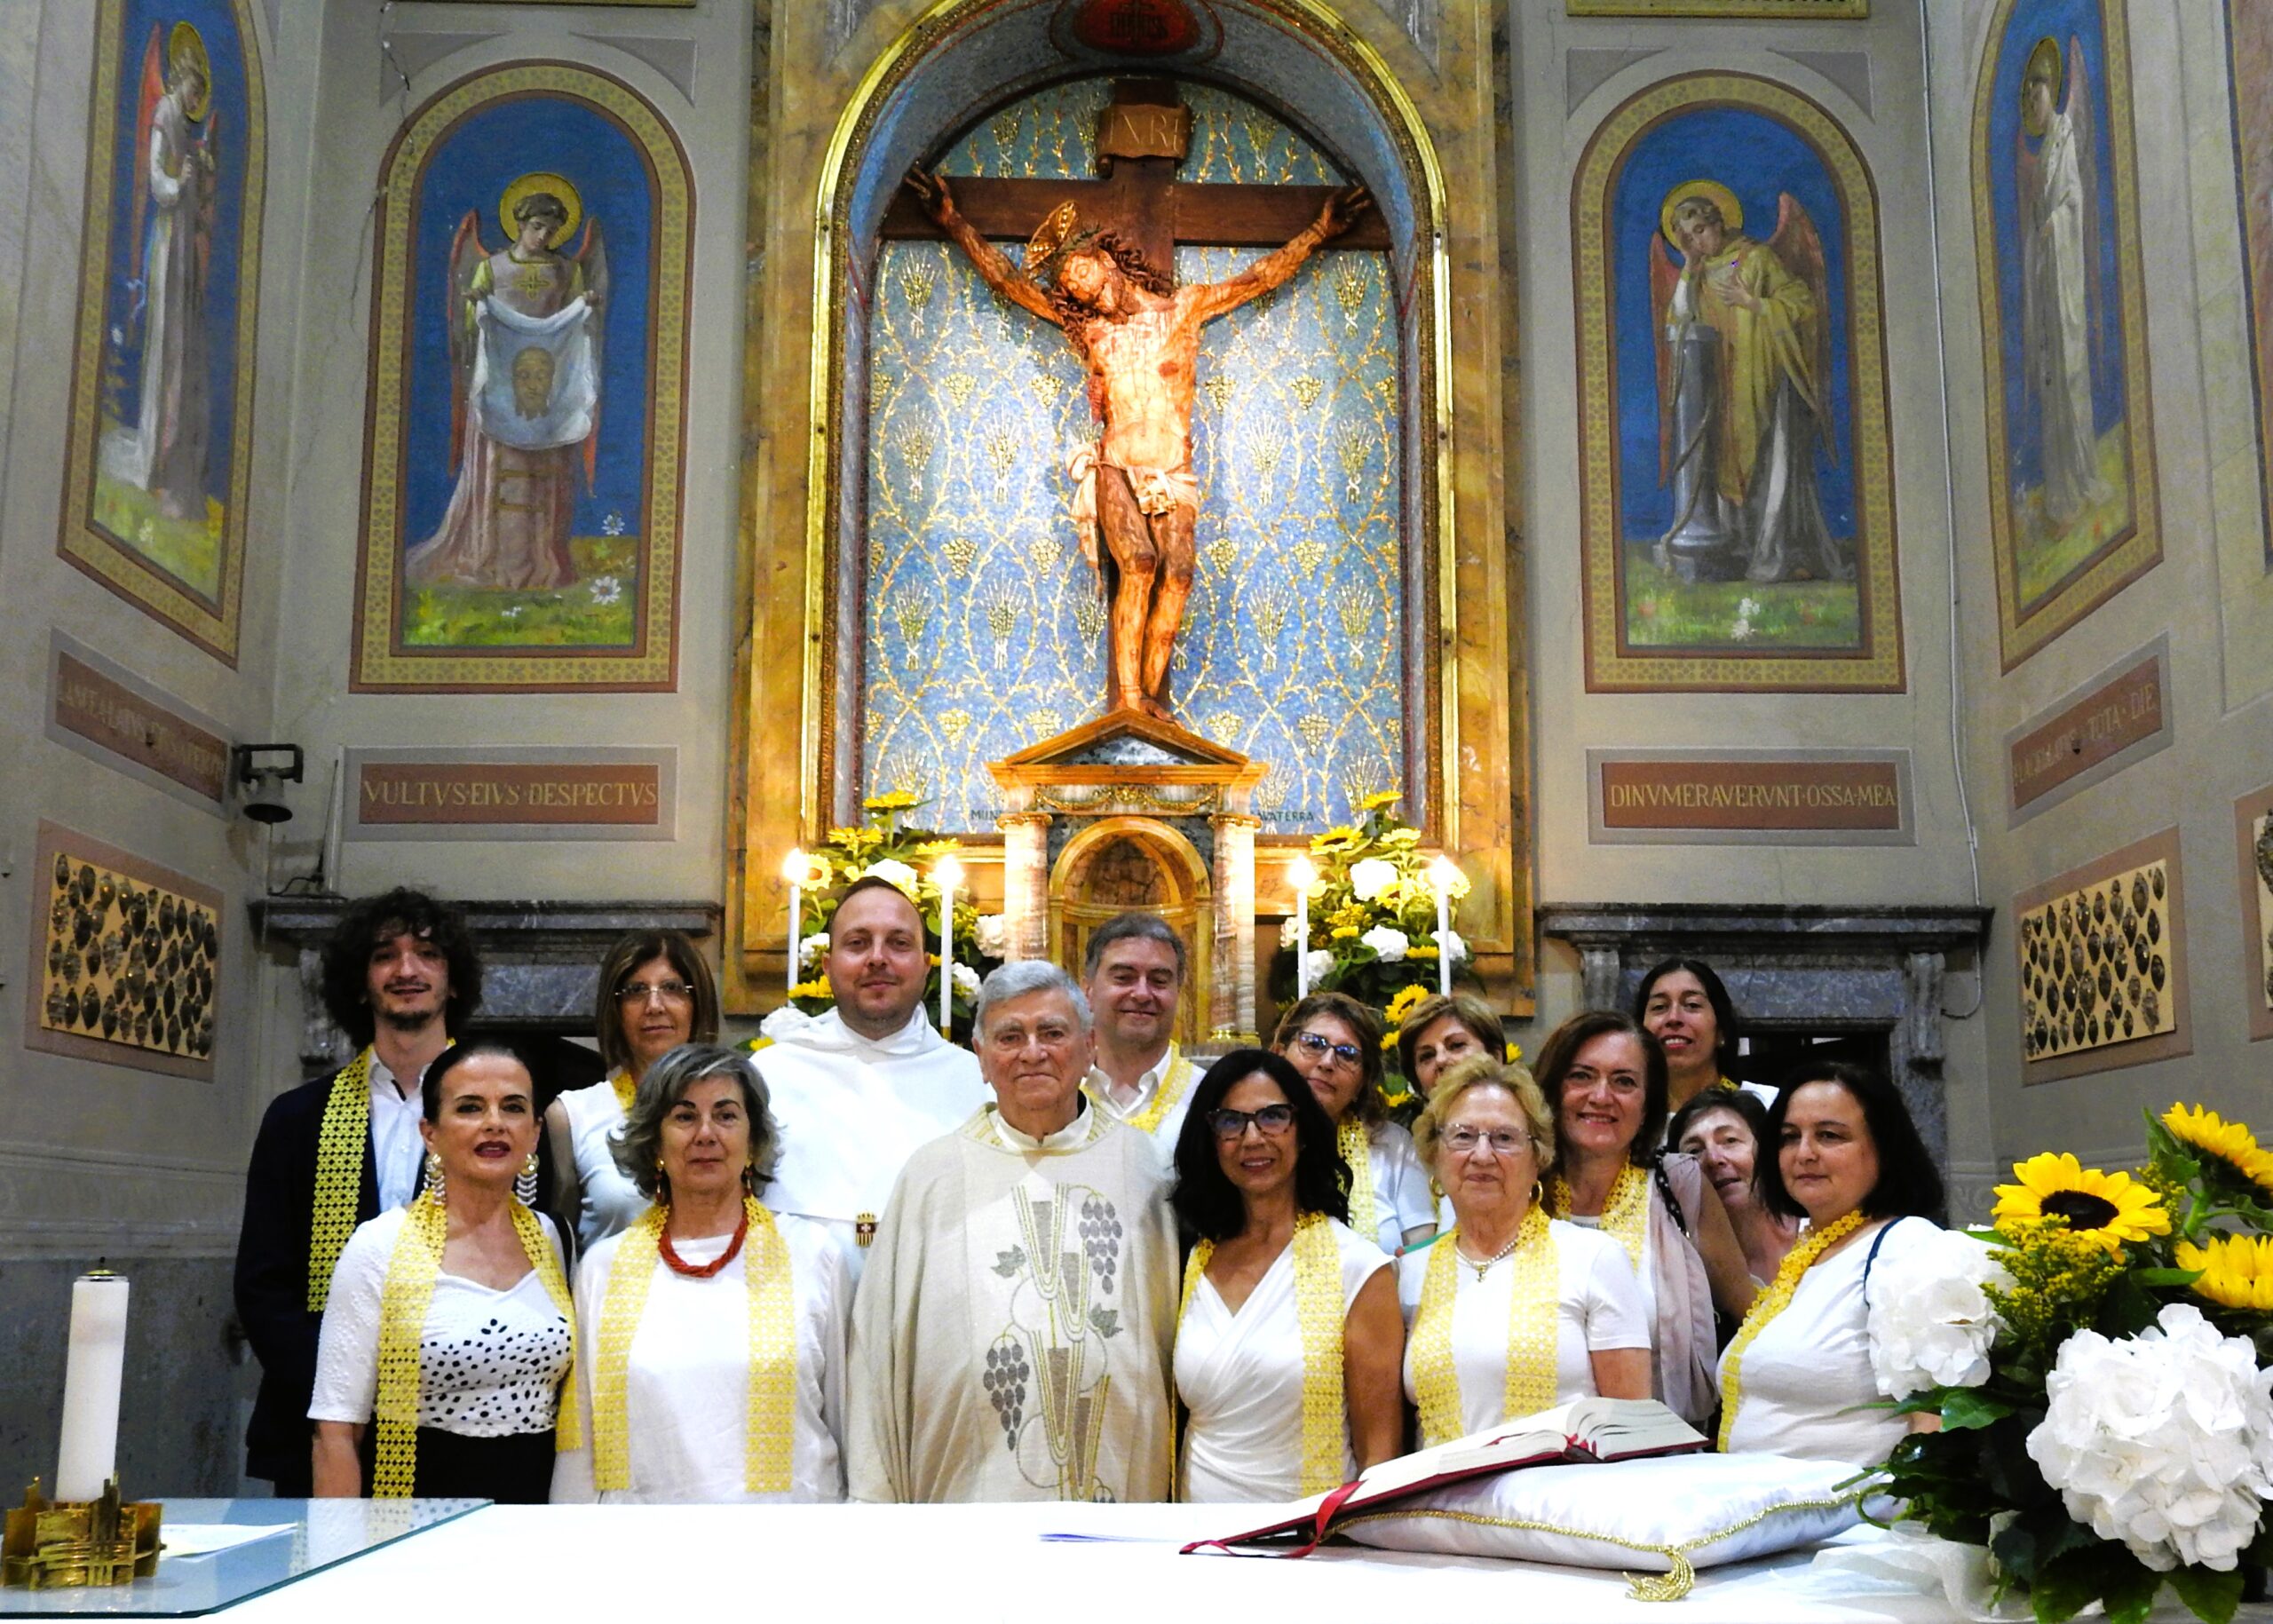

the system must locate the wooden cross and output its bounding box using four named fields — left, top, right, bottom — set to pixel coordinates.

left=880, top=78, right=1390, bottom=271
